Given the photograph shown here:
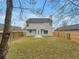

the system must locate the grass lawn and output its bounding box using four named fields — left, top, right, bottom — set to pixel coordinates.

left=6, top=37, right=79, bottom=59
